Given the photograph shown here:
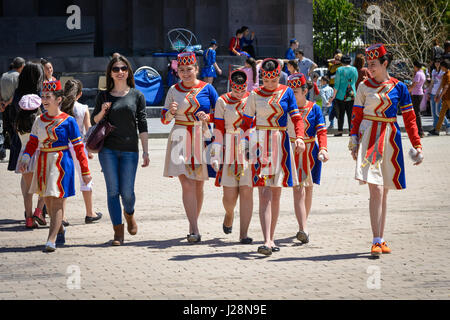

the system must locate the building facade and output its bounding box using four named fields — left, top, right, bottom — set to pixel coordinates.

left=0, top=0, right=313, bottom=58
